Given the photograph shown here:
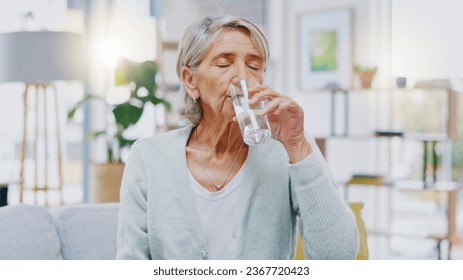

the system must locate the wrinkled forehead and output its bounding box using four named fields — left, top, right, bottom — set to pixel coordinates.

left=204, top=27, right=265, bottom=65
